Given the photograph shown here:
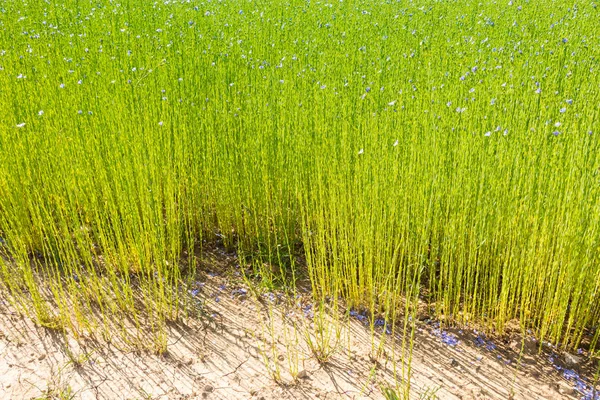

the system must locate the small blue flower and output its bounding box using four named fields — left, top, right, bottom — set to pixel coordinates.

left=563, top=369, right=579, bottom=380
left=441, top=332, right=459, bottom=347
